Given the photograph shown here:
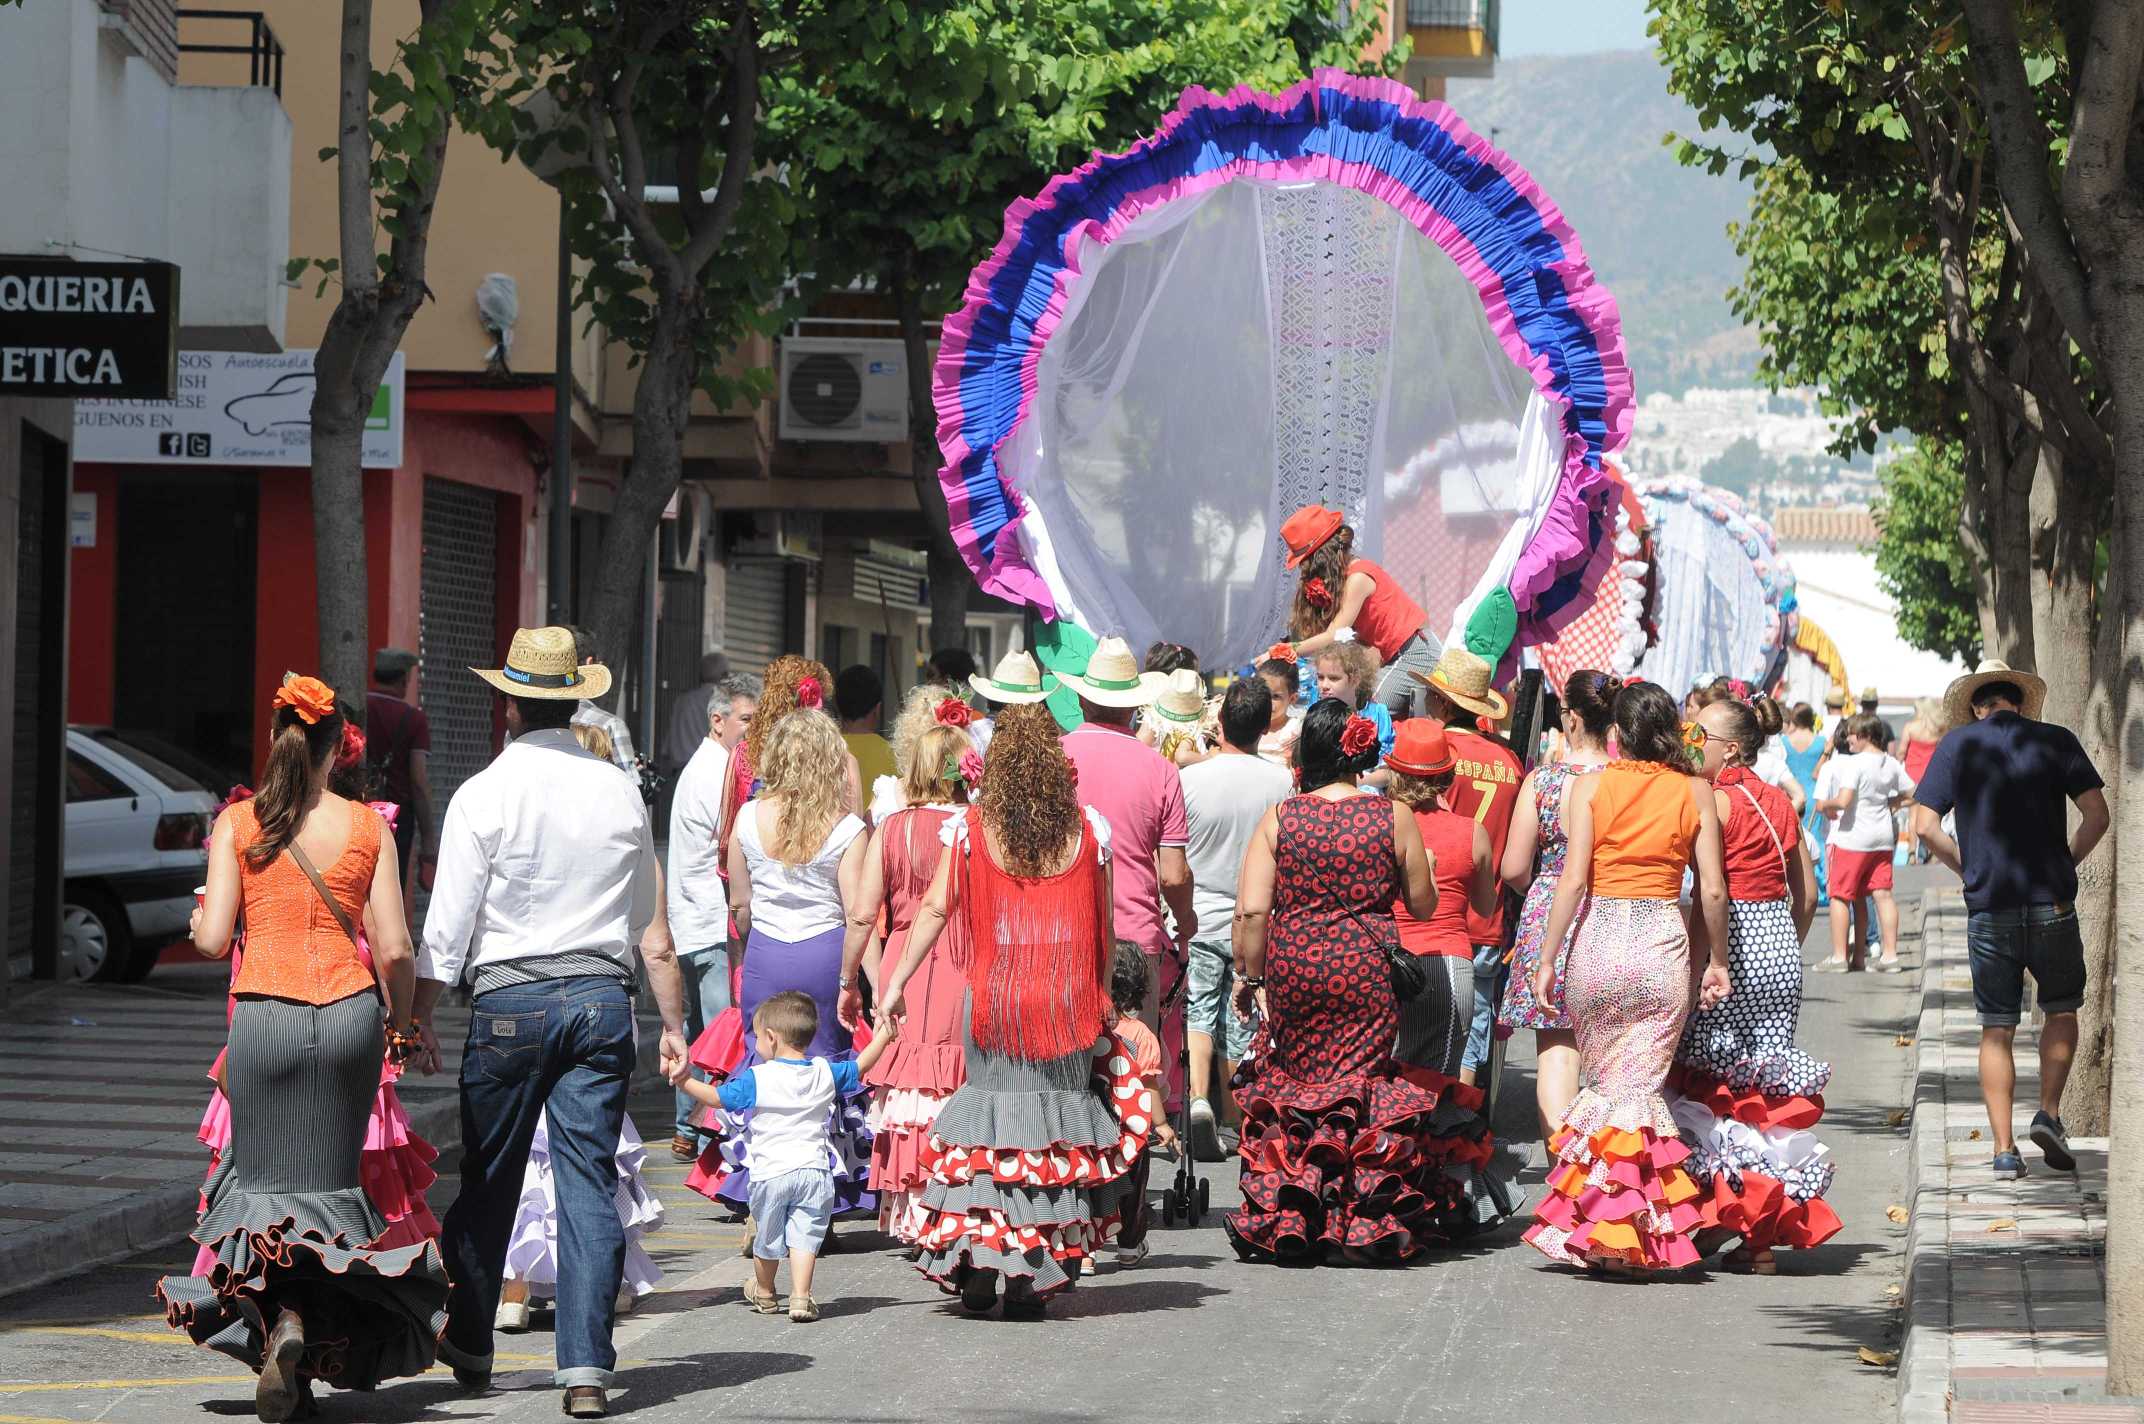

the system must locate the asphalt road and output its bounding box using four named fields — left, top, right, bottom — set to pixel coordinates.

left=0, top=890, right=1928, bottom=1424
